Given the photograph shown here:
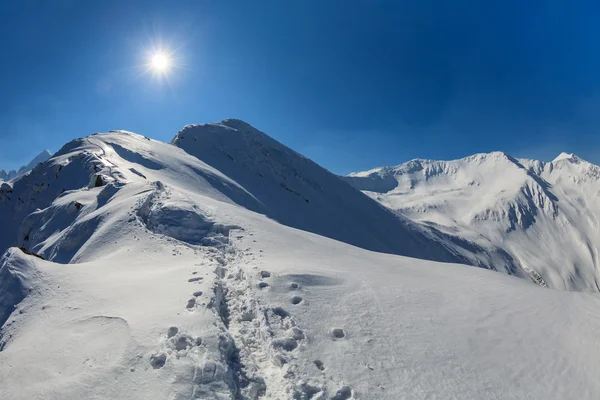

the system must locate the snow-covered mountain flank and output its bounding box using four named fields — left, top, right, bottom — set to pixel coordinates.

left=2, top=120, right=600, bottom=399
left=0, top=149, right=52, bottom=182
left=345, top=151, right=600, bottom=292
